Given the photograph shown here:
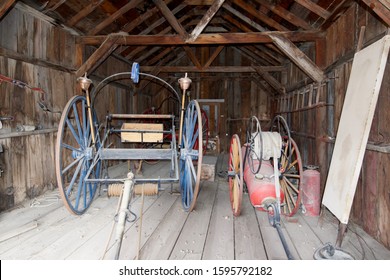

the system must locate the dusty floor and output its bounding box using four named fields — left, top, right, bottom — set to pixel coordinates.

left=1, top=154, right=390, bottom=260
